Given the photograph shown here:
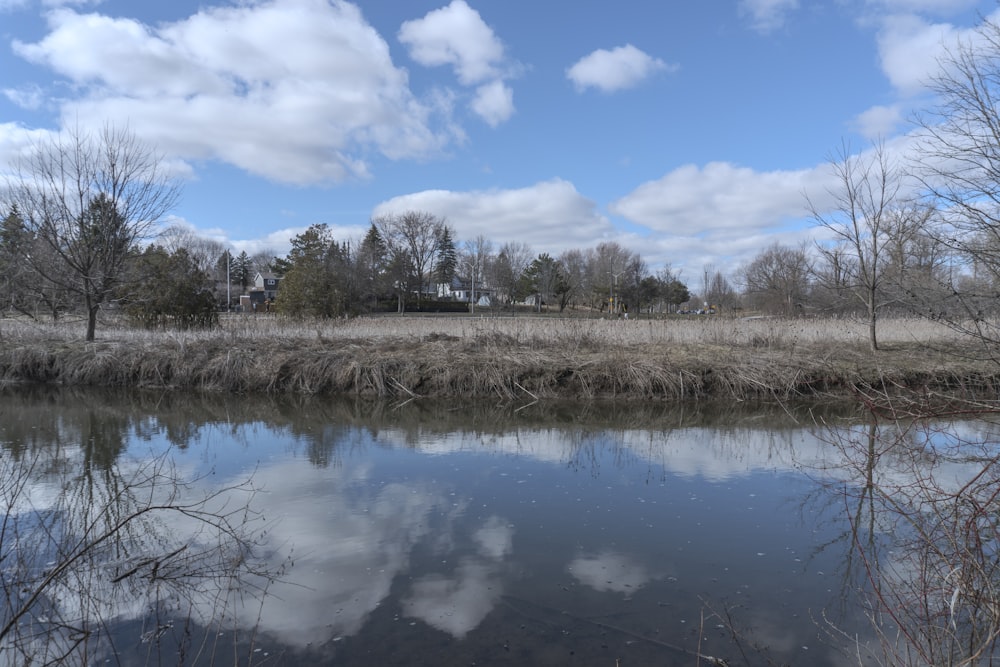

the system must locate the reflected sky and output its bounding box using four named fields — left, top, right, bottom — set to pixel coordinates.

left=1, top=393, right=895, bottom=666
